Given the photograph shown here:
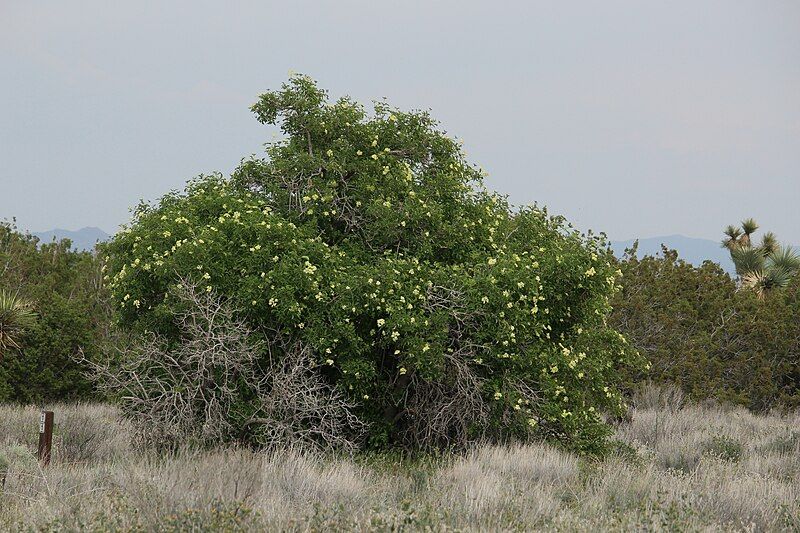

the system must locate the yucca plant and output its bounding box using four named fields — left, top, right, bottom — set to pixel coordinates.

left=730, top=246, right=765, bottom=277
left=722, top=225, right=743, bottom=250
left=768, top=246, right=800, bottom=274
left=740, top=218, right=759, bottom=248
left=759, top=232, right=779, bottom=257
left=723, top=220, right=799, bottom=299
left=0, top=289, right=36, bottom=359
left=741, top=267, right=793, bottom=300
